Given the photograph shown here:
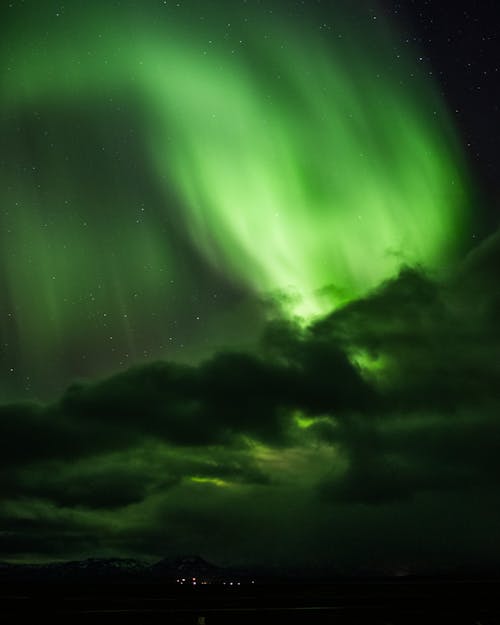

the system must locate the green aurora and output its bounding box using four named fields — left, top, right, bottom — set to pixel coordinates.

left=0, top=1, right=470, bottom=400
